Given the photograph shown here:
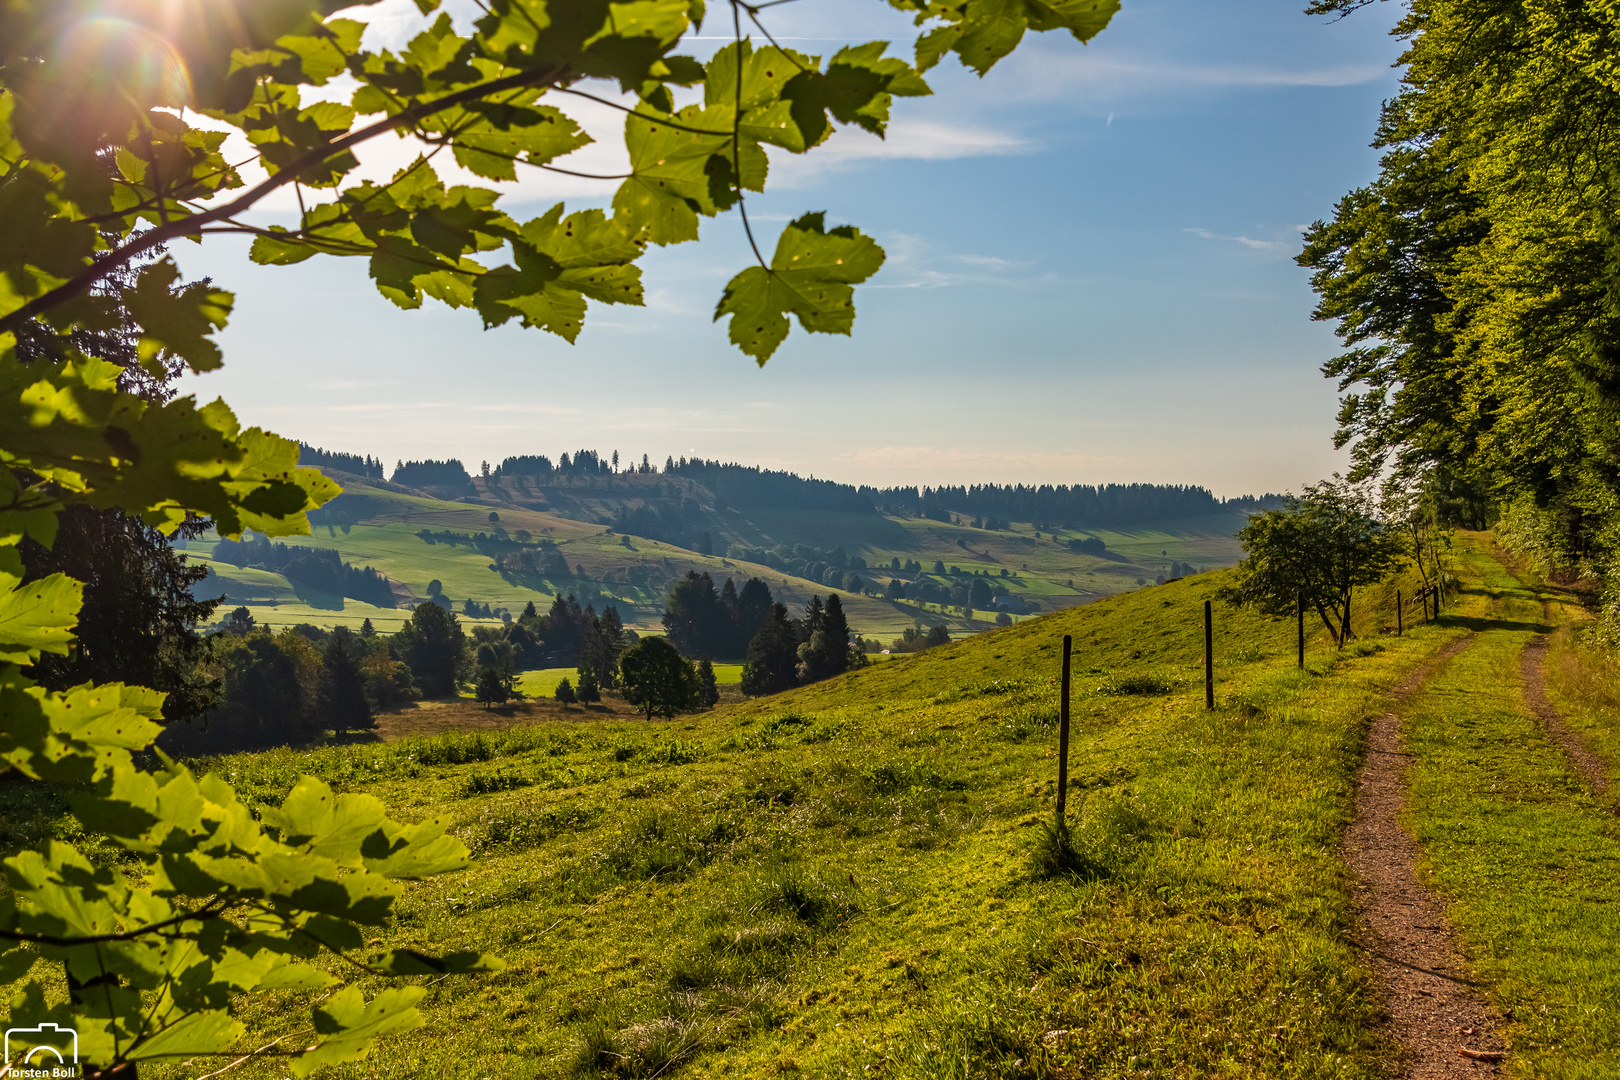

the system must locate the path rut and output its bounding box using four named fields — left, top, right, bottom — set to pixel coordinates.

left=1347, top=634, right=1506, bottom=1078
left=1518, top=636, right=1611, bottom=798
